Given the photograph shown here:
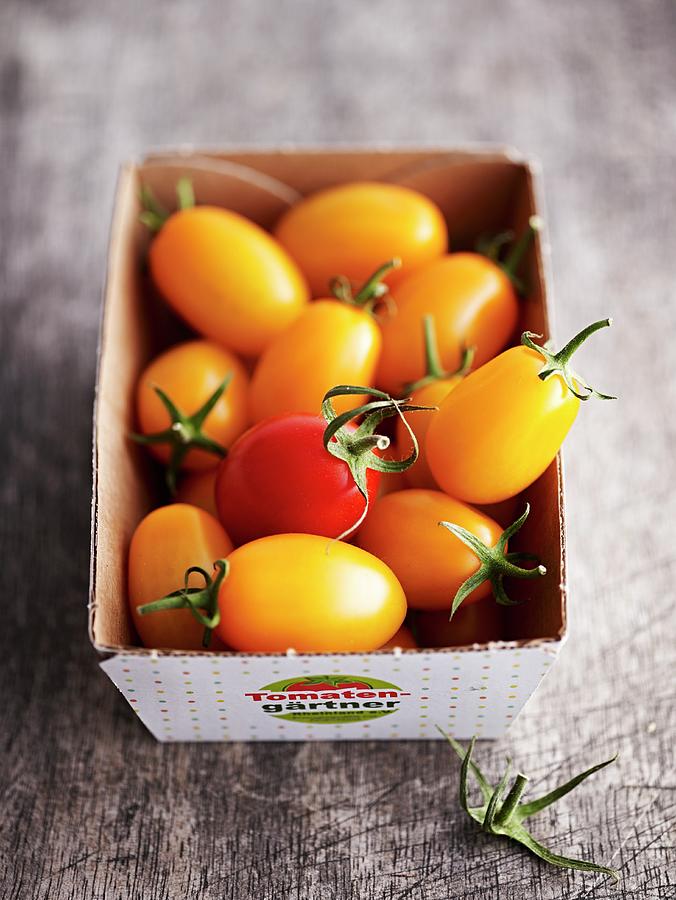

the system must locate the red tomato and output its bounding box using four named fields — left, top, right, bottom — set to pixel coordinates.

left=215, top=414, right=380, bottom=545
